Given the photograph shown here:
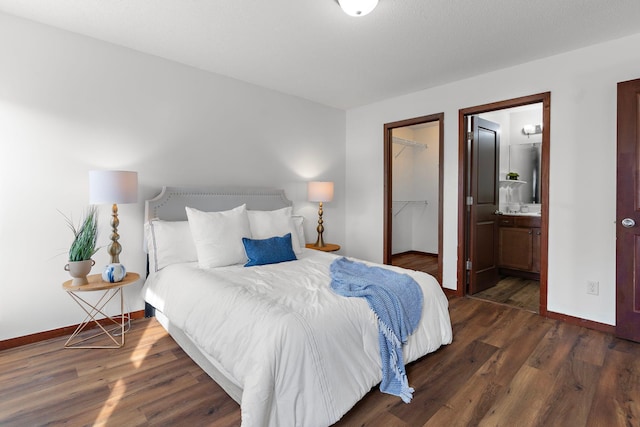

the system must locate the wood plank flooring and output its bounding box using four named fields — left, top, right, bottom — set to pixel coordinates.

left=392, top=252, right=438, bottom=277
left=471, top=276, right=540, bottom=313
left=1, top=297, right=639, bottom=426
left=393, top=251, right=540, bottom=314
